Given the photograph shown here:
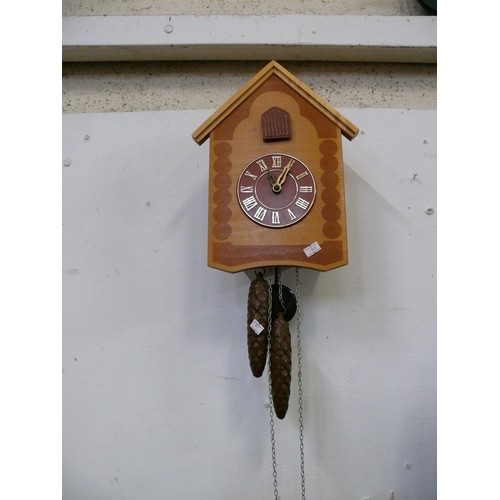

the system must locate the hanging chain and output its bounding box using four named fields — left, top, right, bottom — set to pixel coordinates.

left=277, top=268, right=285, bottom=313
left=265, top=267, right=306, bottom=500
left=266, top=274, right=279, bottom=500
left=295, top=267, right=306, bottom=500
